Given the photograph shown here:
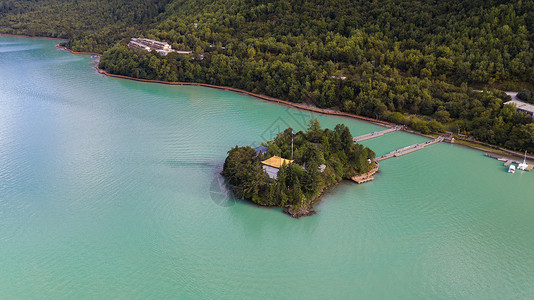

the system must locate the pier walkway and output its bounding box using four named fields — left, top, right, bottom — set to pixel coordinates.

left=353, top=126, right=402, bottom=143
left=375, top=136, right=444, bottom=162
